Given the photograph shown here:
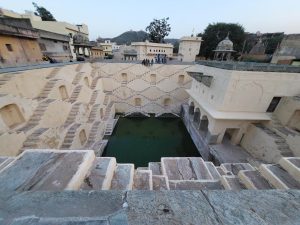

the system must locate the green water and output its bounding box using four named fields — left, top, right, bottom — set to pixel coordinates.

left=103, top=117, right=200, bottom=167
